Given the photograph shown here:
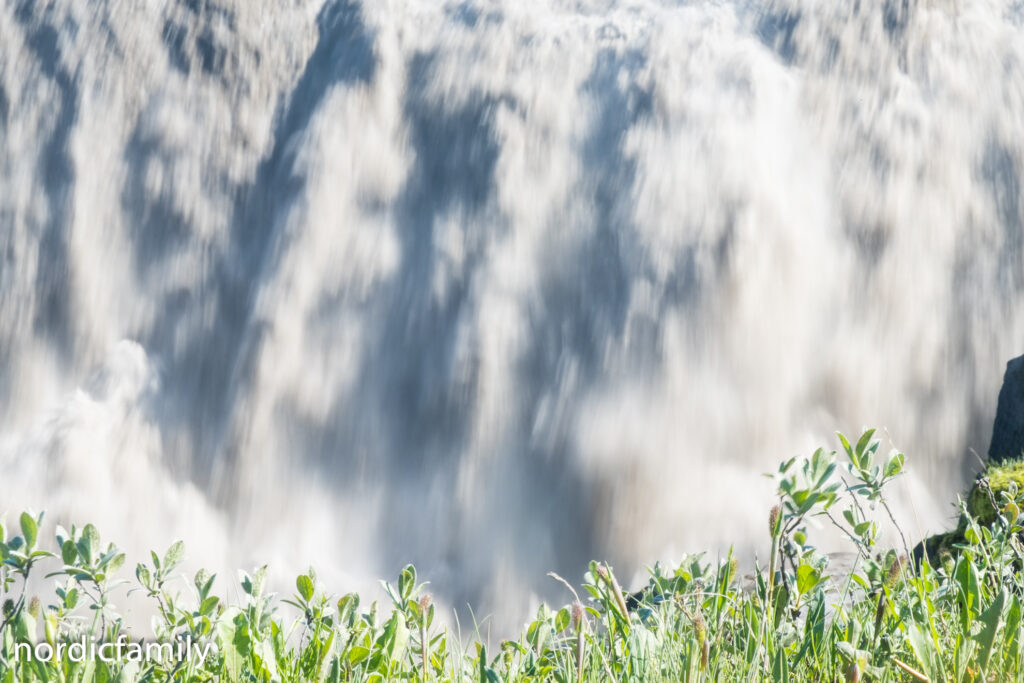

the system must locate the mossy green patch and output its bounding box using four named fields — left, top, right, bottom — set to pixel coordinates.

left=966, top=458, right=1024, bottom=525
left=915, top=458, right=1024, bottom=566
